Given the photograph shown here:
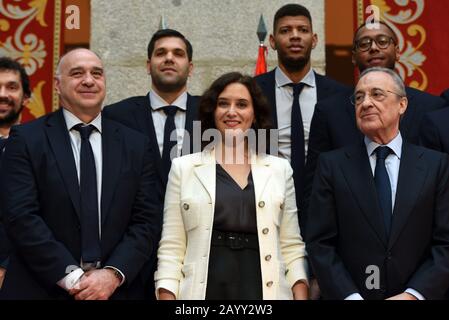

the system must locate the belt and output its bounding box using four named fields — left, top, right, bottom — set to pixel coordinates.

left=211, top=230, right=259, bottom=250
